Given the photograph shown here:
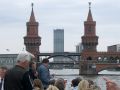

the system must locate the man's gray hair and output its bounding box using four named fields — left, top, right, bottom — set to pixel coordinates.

left=16, top=51, right=35, bottom=62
